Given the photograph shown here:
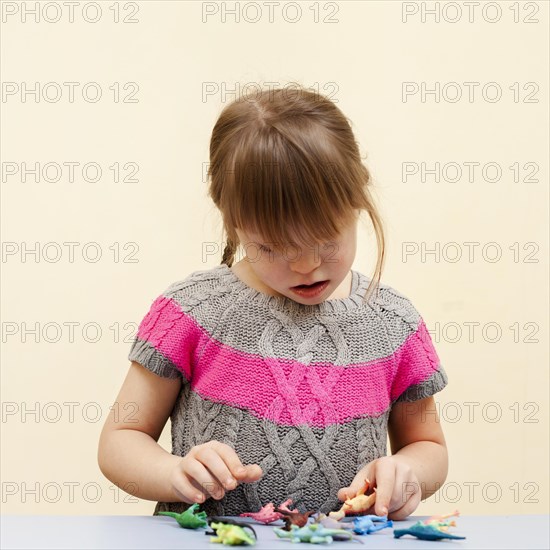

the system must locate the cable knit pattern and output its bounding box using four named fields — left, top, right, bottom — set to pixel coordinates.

left=128, top=264, right=448, bottom=517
